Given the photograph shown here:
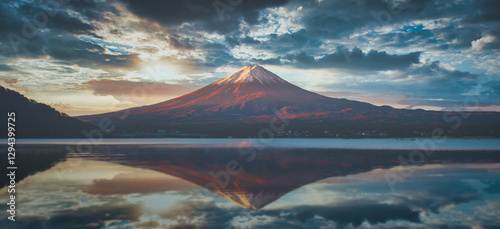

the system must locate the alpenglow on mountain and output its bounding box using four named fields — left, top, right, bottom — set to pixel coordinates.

left=77, top=65, right=500, bottom=138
